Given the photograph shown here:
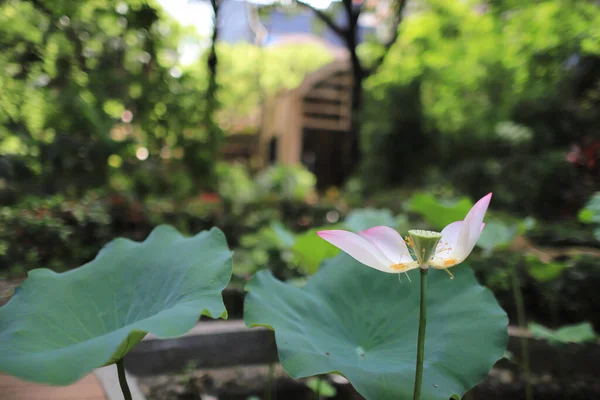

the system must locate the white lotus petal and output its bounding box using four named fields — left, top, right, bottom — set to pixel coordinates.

left=454, top=193, right=492, bottom=261
left=430, top=221, right=487, bottom=268
left=439, top=221, right=463, bottom=257
left=358, top=226, right=413, bottom=264
left=317, top=230, right=392, bottom=272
